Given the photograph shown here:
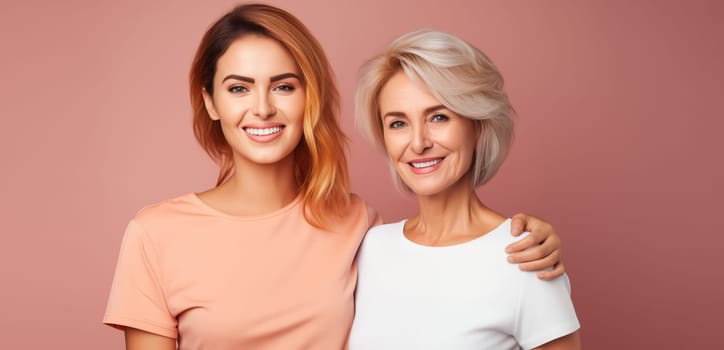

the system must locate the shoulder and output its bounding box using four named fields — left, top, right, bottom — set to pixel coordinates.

left=514, top=272, right=579, bottom=348
left=347, top=193, right=367, bottom=210
left=128, top=193, right=204, bottom=238
left=486, top=218, right=528, bottom=245
left=356, top=221, right=405, bottom=264
left=366, top=220, right=404, bottom=235
left=348, top=193, right=383, bottom=229
left=362, top=220, right=405, bottom=245
left=468, top=219, right=537, bottom=278
left=520, top=269, right=573, bottom=296
left=134, top=193, right=200, bottom=218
